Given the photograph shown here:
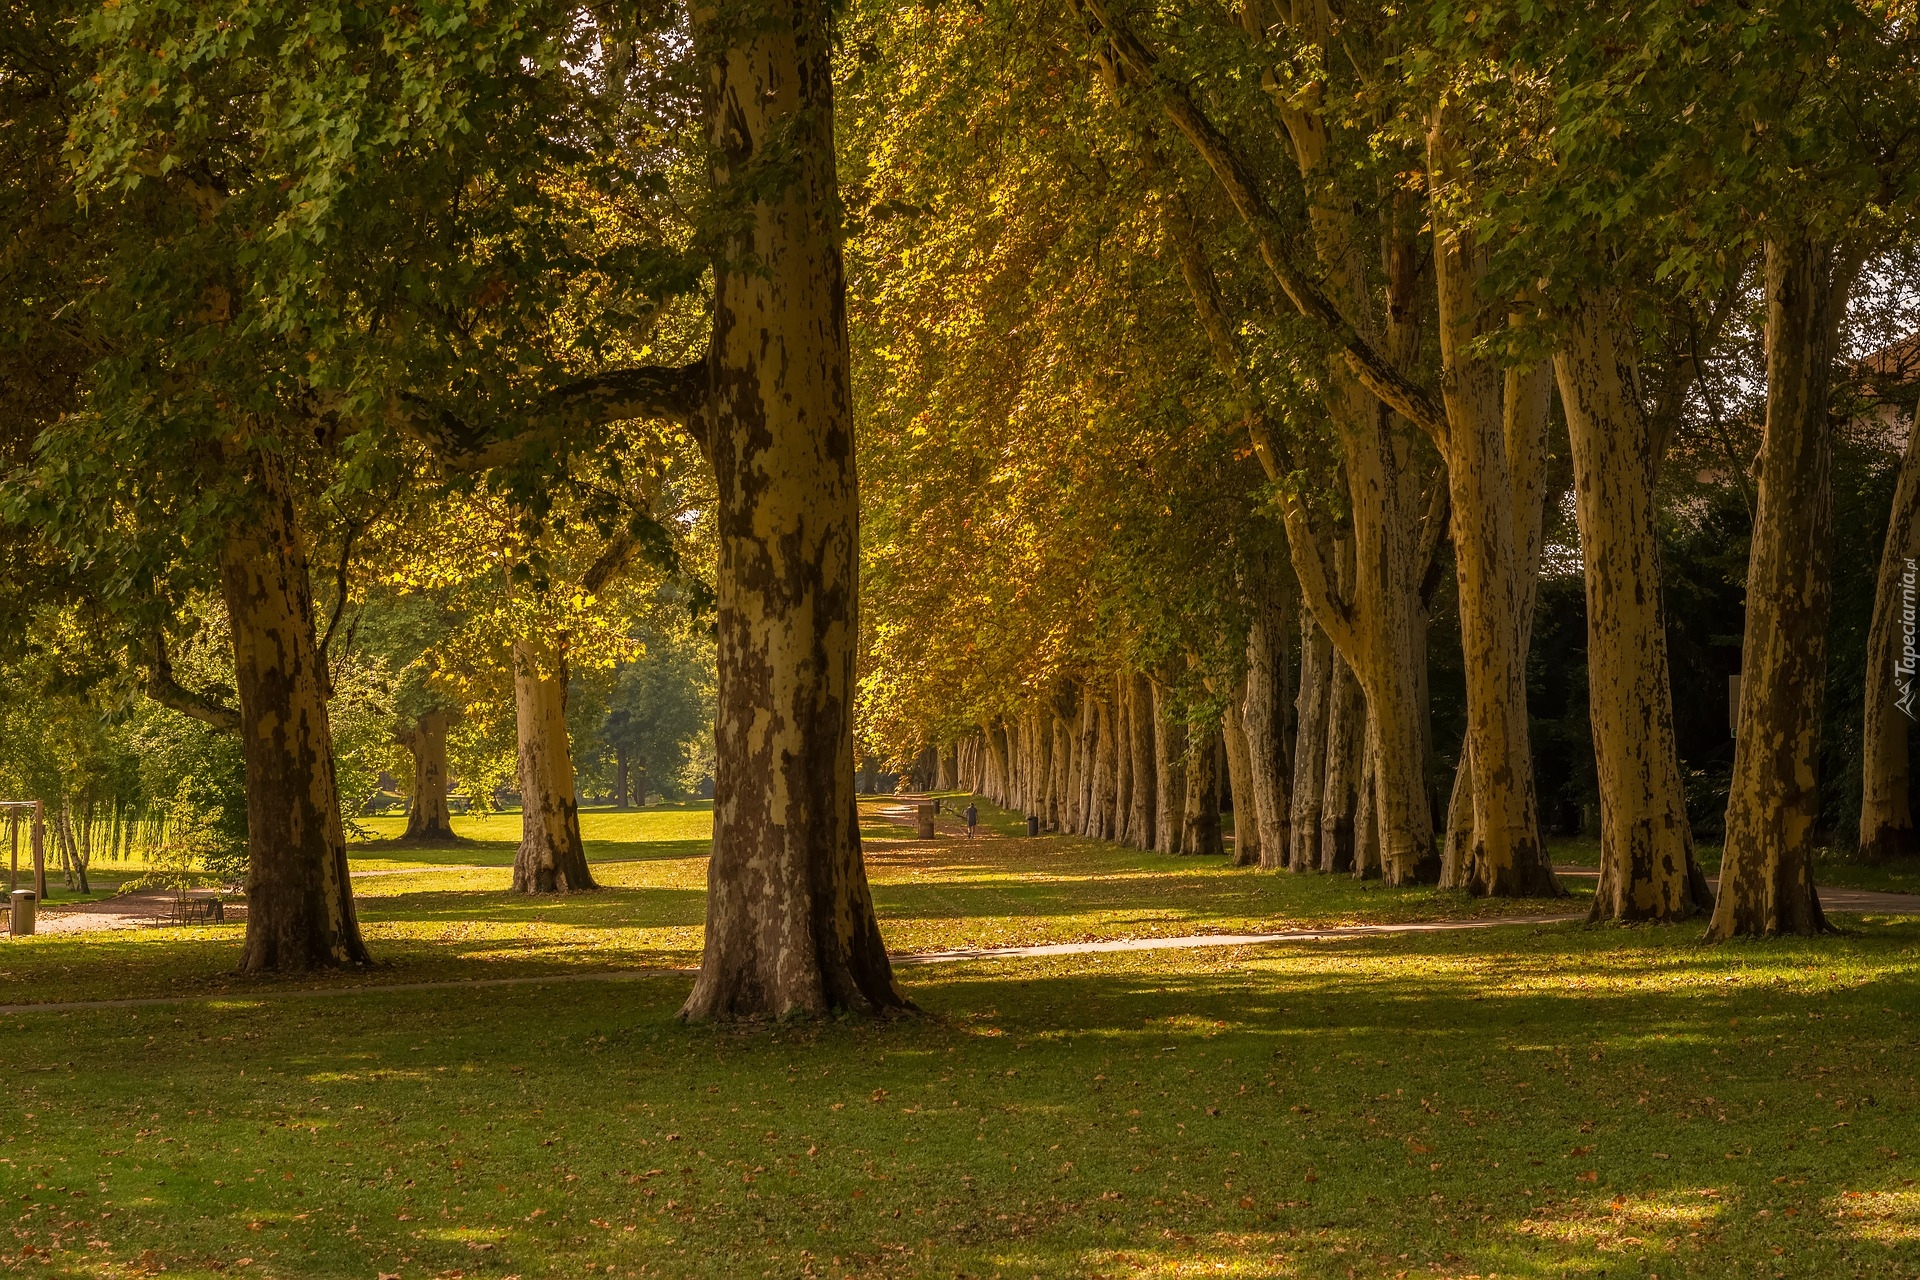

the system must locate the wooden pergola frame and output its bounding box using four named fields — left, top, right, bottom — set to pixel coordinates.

left=0, top=800, right=46, bottom=900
